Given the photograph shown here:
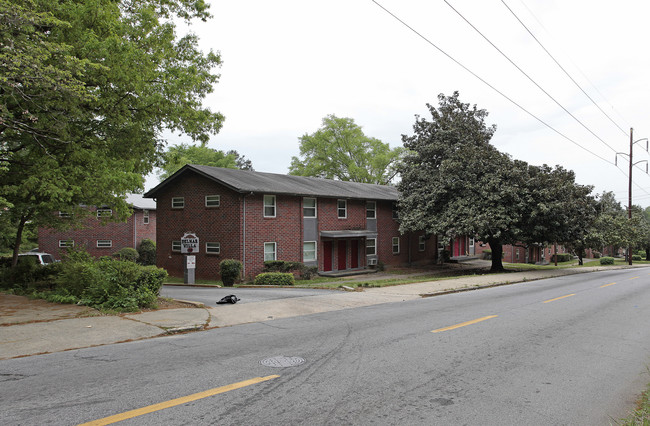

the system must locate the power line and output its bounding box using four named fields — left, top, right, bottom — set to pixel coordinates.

left=369, top=0, right=614, bottom=165
left=443, top=0, right=618, bottom=153
left=501, top=0, right=628, bottom=137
